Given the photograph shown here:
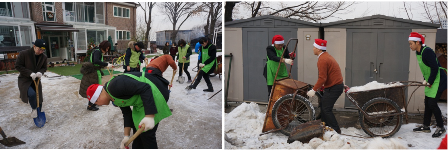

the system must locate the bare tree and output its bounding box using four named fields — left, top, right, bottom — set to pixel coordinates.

left=160, top=2, right=201, bottom=43
left=225, top=2, right=239, bottom=22
left=135, top=18, right=146, bottom=42
left=403, top=1, right=447, bottom=28
left=202, top=2, right=222, bottom=39
left=138, top=2, right=156, bottom=47
left=233, top=1, right=355, bottom=22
